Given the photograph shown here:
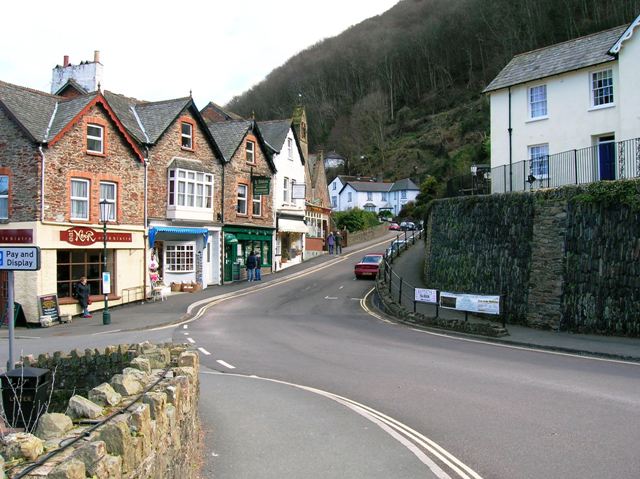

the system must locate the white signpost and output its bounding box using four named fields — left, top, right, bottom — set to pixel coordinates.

left=0, top=246, right=41, bottom=370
